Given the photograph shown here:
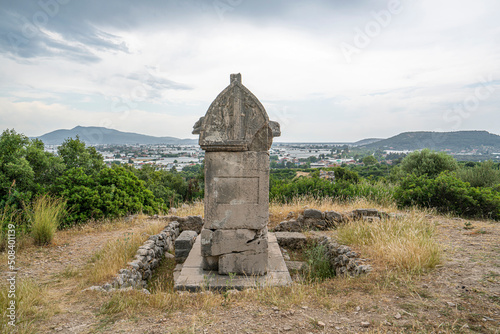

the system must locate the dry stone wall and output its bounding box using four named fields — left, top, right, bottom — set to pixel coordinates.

left=87, top=221, right=181, bottom=293
left=274, top=208, right=403, bottom=232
